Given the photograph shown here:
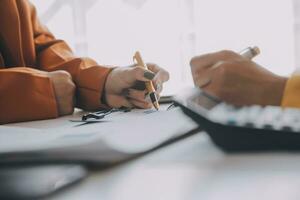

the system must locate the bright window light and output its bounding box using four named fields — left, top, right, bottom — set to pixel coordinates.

left=31, top=0, right=296, bottom=95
